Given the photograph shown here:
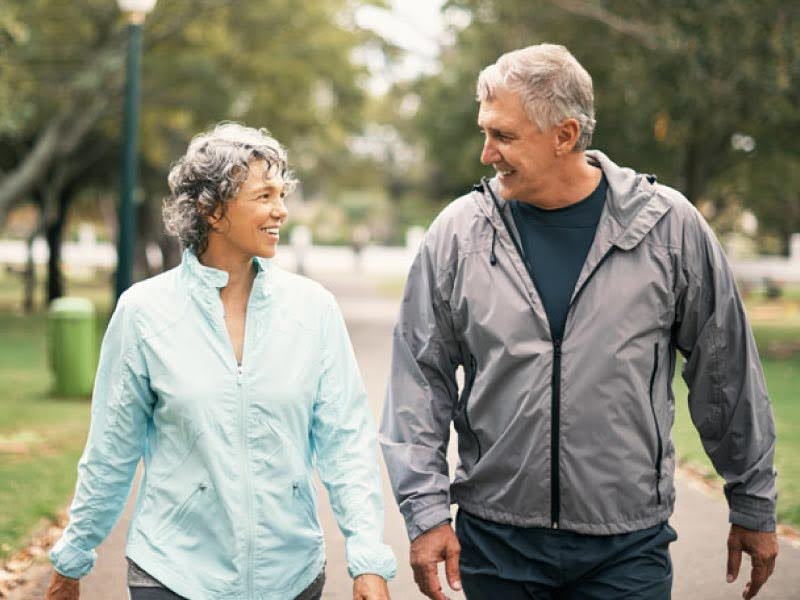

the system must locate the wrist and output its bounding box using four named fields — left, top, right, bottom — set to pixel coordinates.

left=355, top=572, right=386, bottom=581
